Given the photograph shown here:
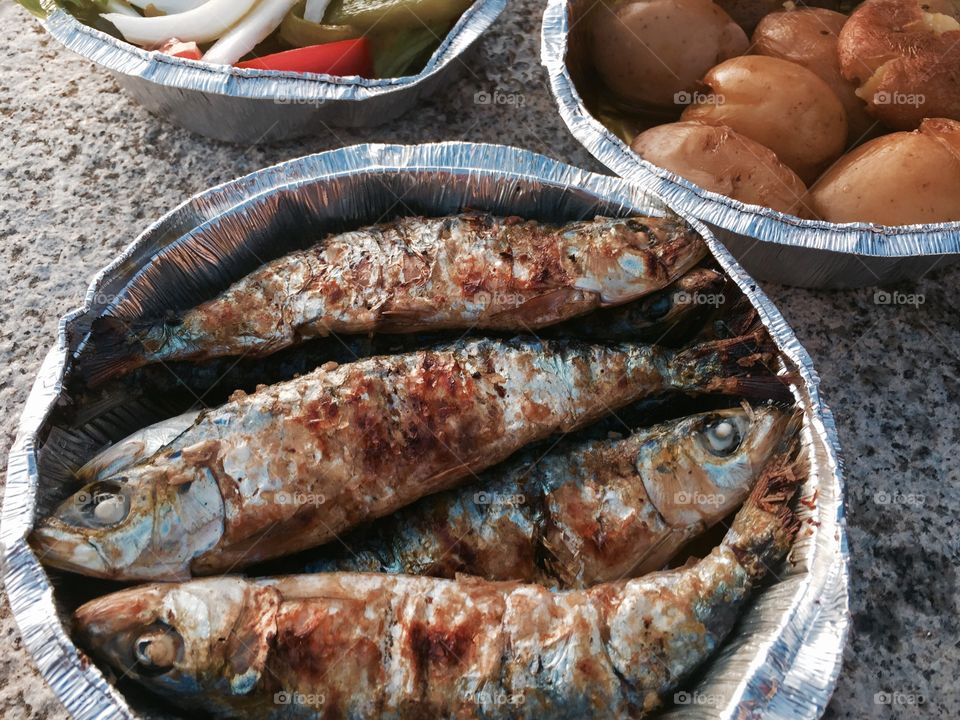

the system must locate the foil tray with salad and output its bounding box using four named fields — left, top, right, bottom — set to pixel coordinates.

left=17, top=0, right=474, bottom=78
